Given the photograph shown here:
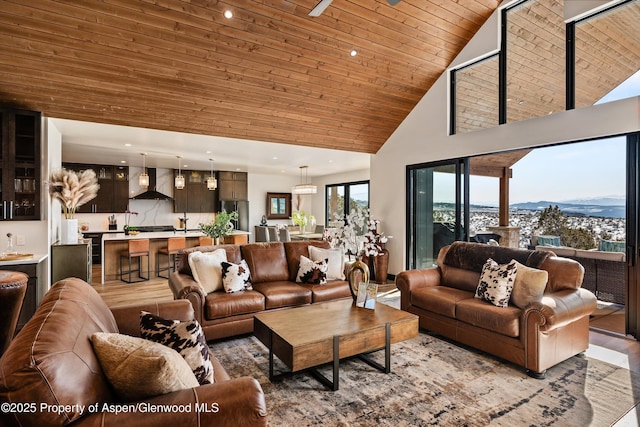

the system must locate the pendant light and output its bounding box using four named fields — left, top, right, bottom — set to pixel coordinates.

left=292, top=165, right=317, bottom=195
left=207, top=158, right=218, bottom=190
left=175, top=155, right=185, bottom=190
left=139, top=153, right=149, bottom=189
